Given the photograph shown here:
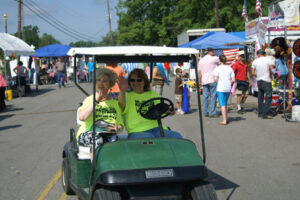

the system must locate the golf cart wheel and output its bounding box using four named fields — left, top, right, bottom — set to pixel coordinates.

left=93, top=187, right=121, bottom=200
left=62, top=157, right=75, bottom=195
left=186, top=181, right=218, bottom=200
